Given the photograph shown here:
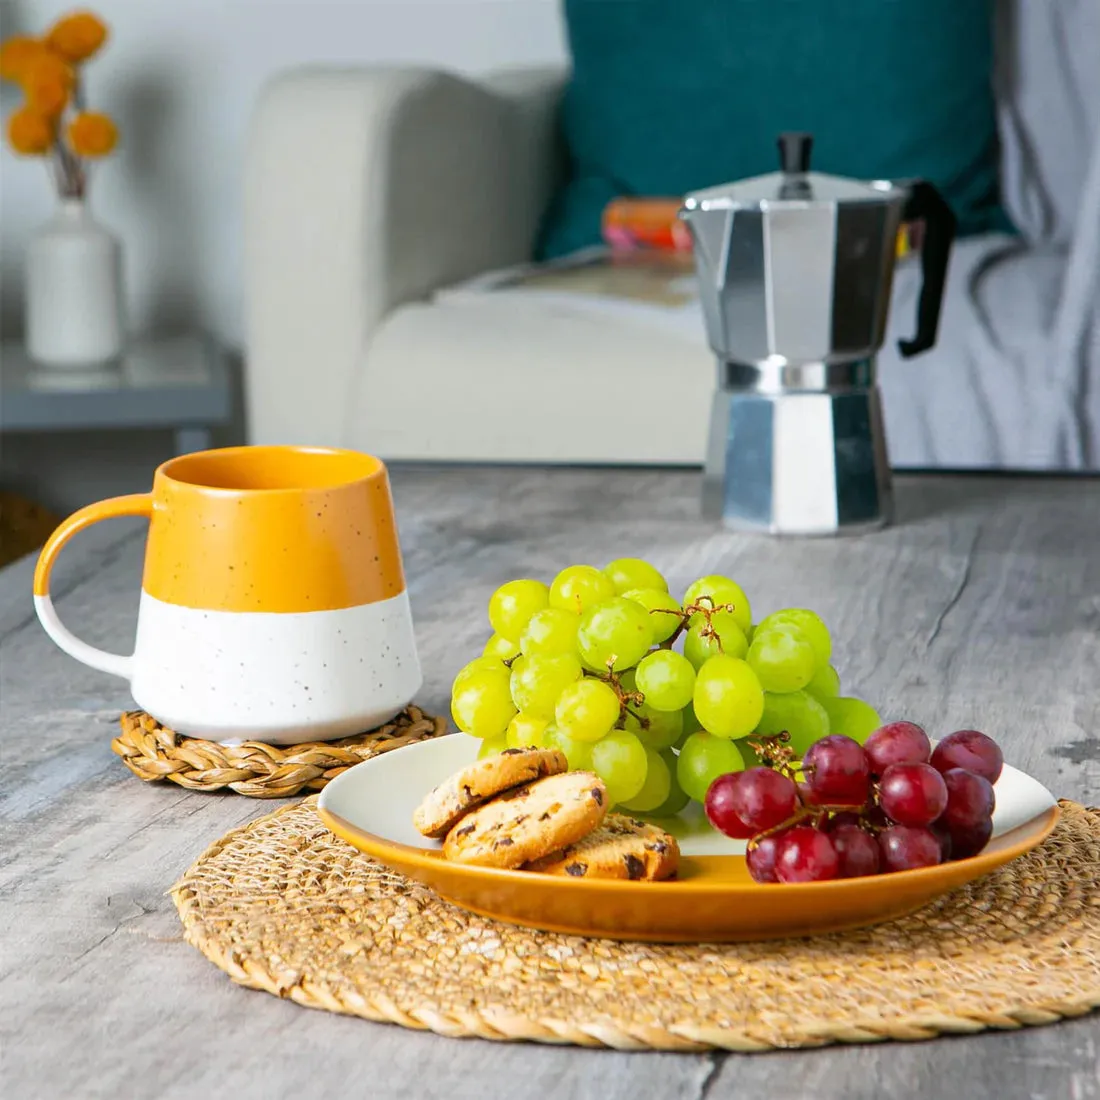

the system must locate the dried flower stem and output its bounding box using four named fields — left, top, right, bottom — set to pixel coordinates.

left=38, top=75, right=89, bottom=199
